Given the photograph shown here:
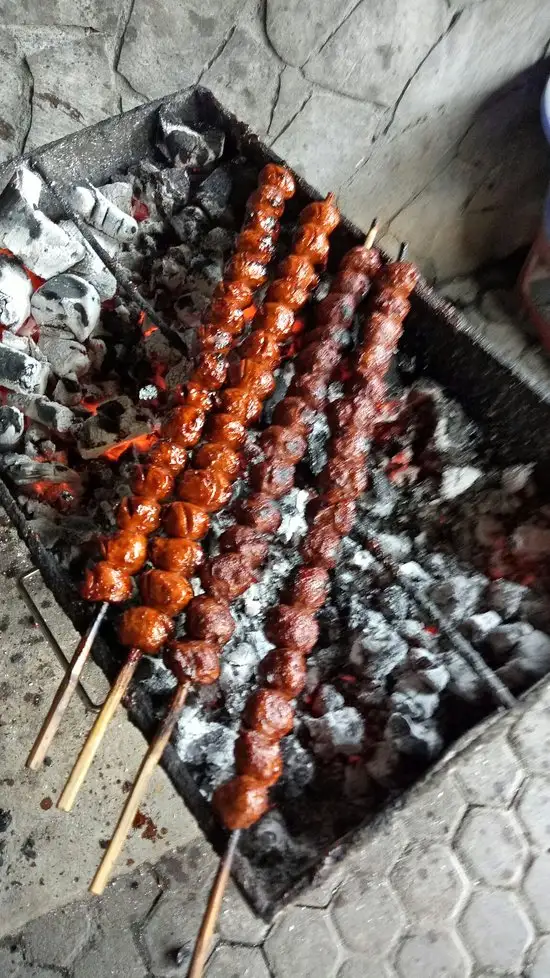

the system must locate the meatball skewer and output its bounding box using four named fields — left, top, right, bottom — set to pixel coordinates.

left=57, top=194, right=339, bottom=815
